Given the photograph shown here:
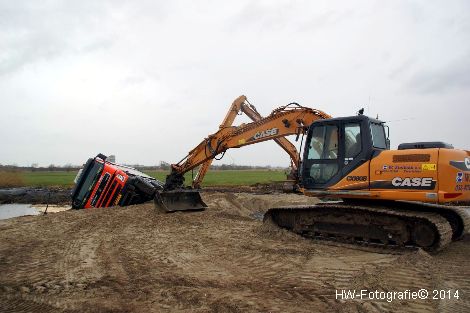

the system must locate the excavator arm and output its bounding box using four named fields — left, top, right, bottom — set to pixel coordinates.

left=164, top=100, right=331, bottom=191
left=192, top=95, right=302, bottom=188
left=155, top=98, right=330, bottom=212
